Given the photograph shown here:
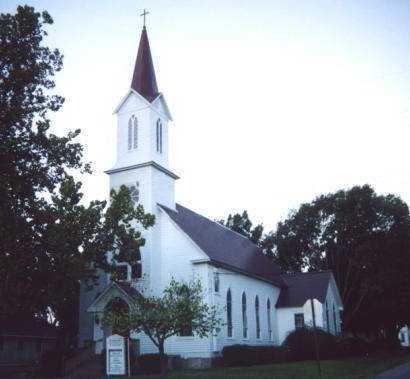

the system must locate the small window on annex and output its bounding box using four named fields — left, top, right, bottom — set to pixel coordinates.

left=17, top=339, right=24, bottom=351
left=294, top=313, right=305, bottom=330
left=400, top=332, right=405, bottom=343
left=36, top=340, right=42, bottom=353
